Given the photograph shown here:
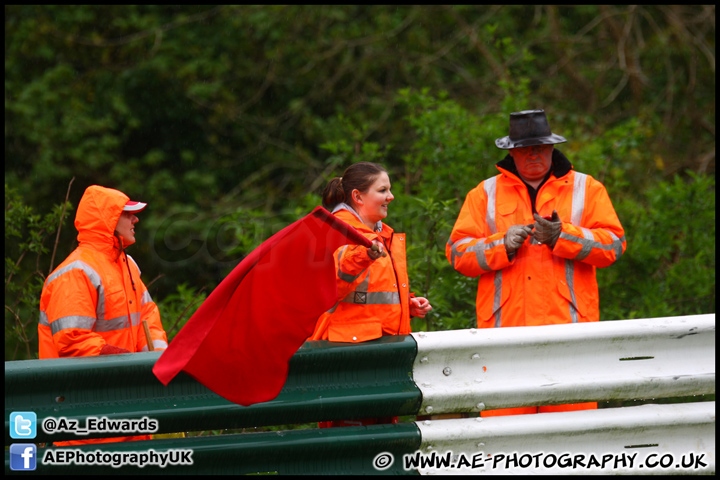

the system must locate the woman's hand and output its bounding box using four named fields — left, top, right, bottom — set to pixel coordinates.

left=410, top=296, right=433, bottom=318
left=367, top=239, right=386, bottom=260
